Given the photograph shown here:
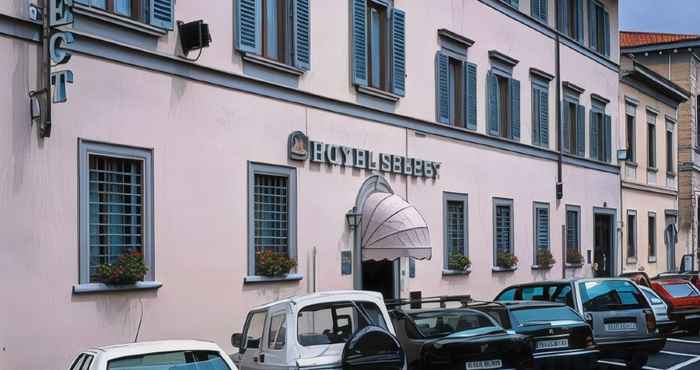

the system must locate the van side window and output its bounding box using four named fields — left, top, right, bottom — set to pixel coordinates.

left=357, top=301, right=388, bottom=329
left=267, top=314, right=287, bottom=350
left=297, top=302, right=373, bottom=346
left=244, top=311, right=267, bottom=349
left=496, top=288, right=516, bottom=301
